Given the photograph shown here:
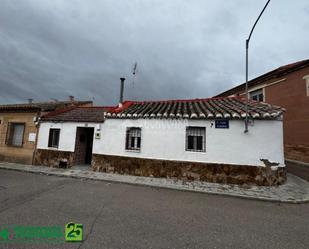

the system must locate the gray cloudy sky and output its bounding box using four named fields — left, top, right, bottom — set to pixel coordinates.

left=0, top=0, right=308, bottom=105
